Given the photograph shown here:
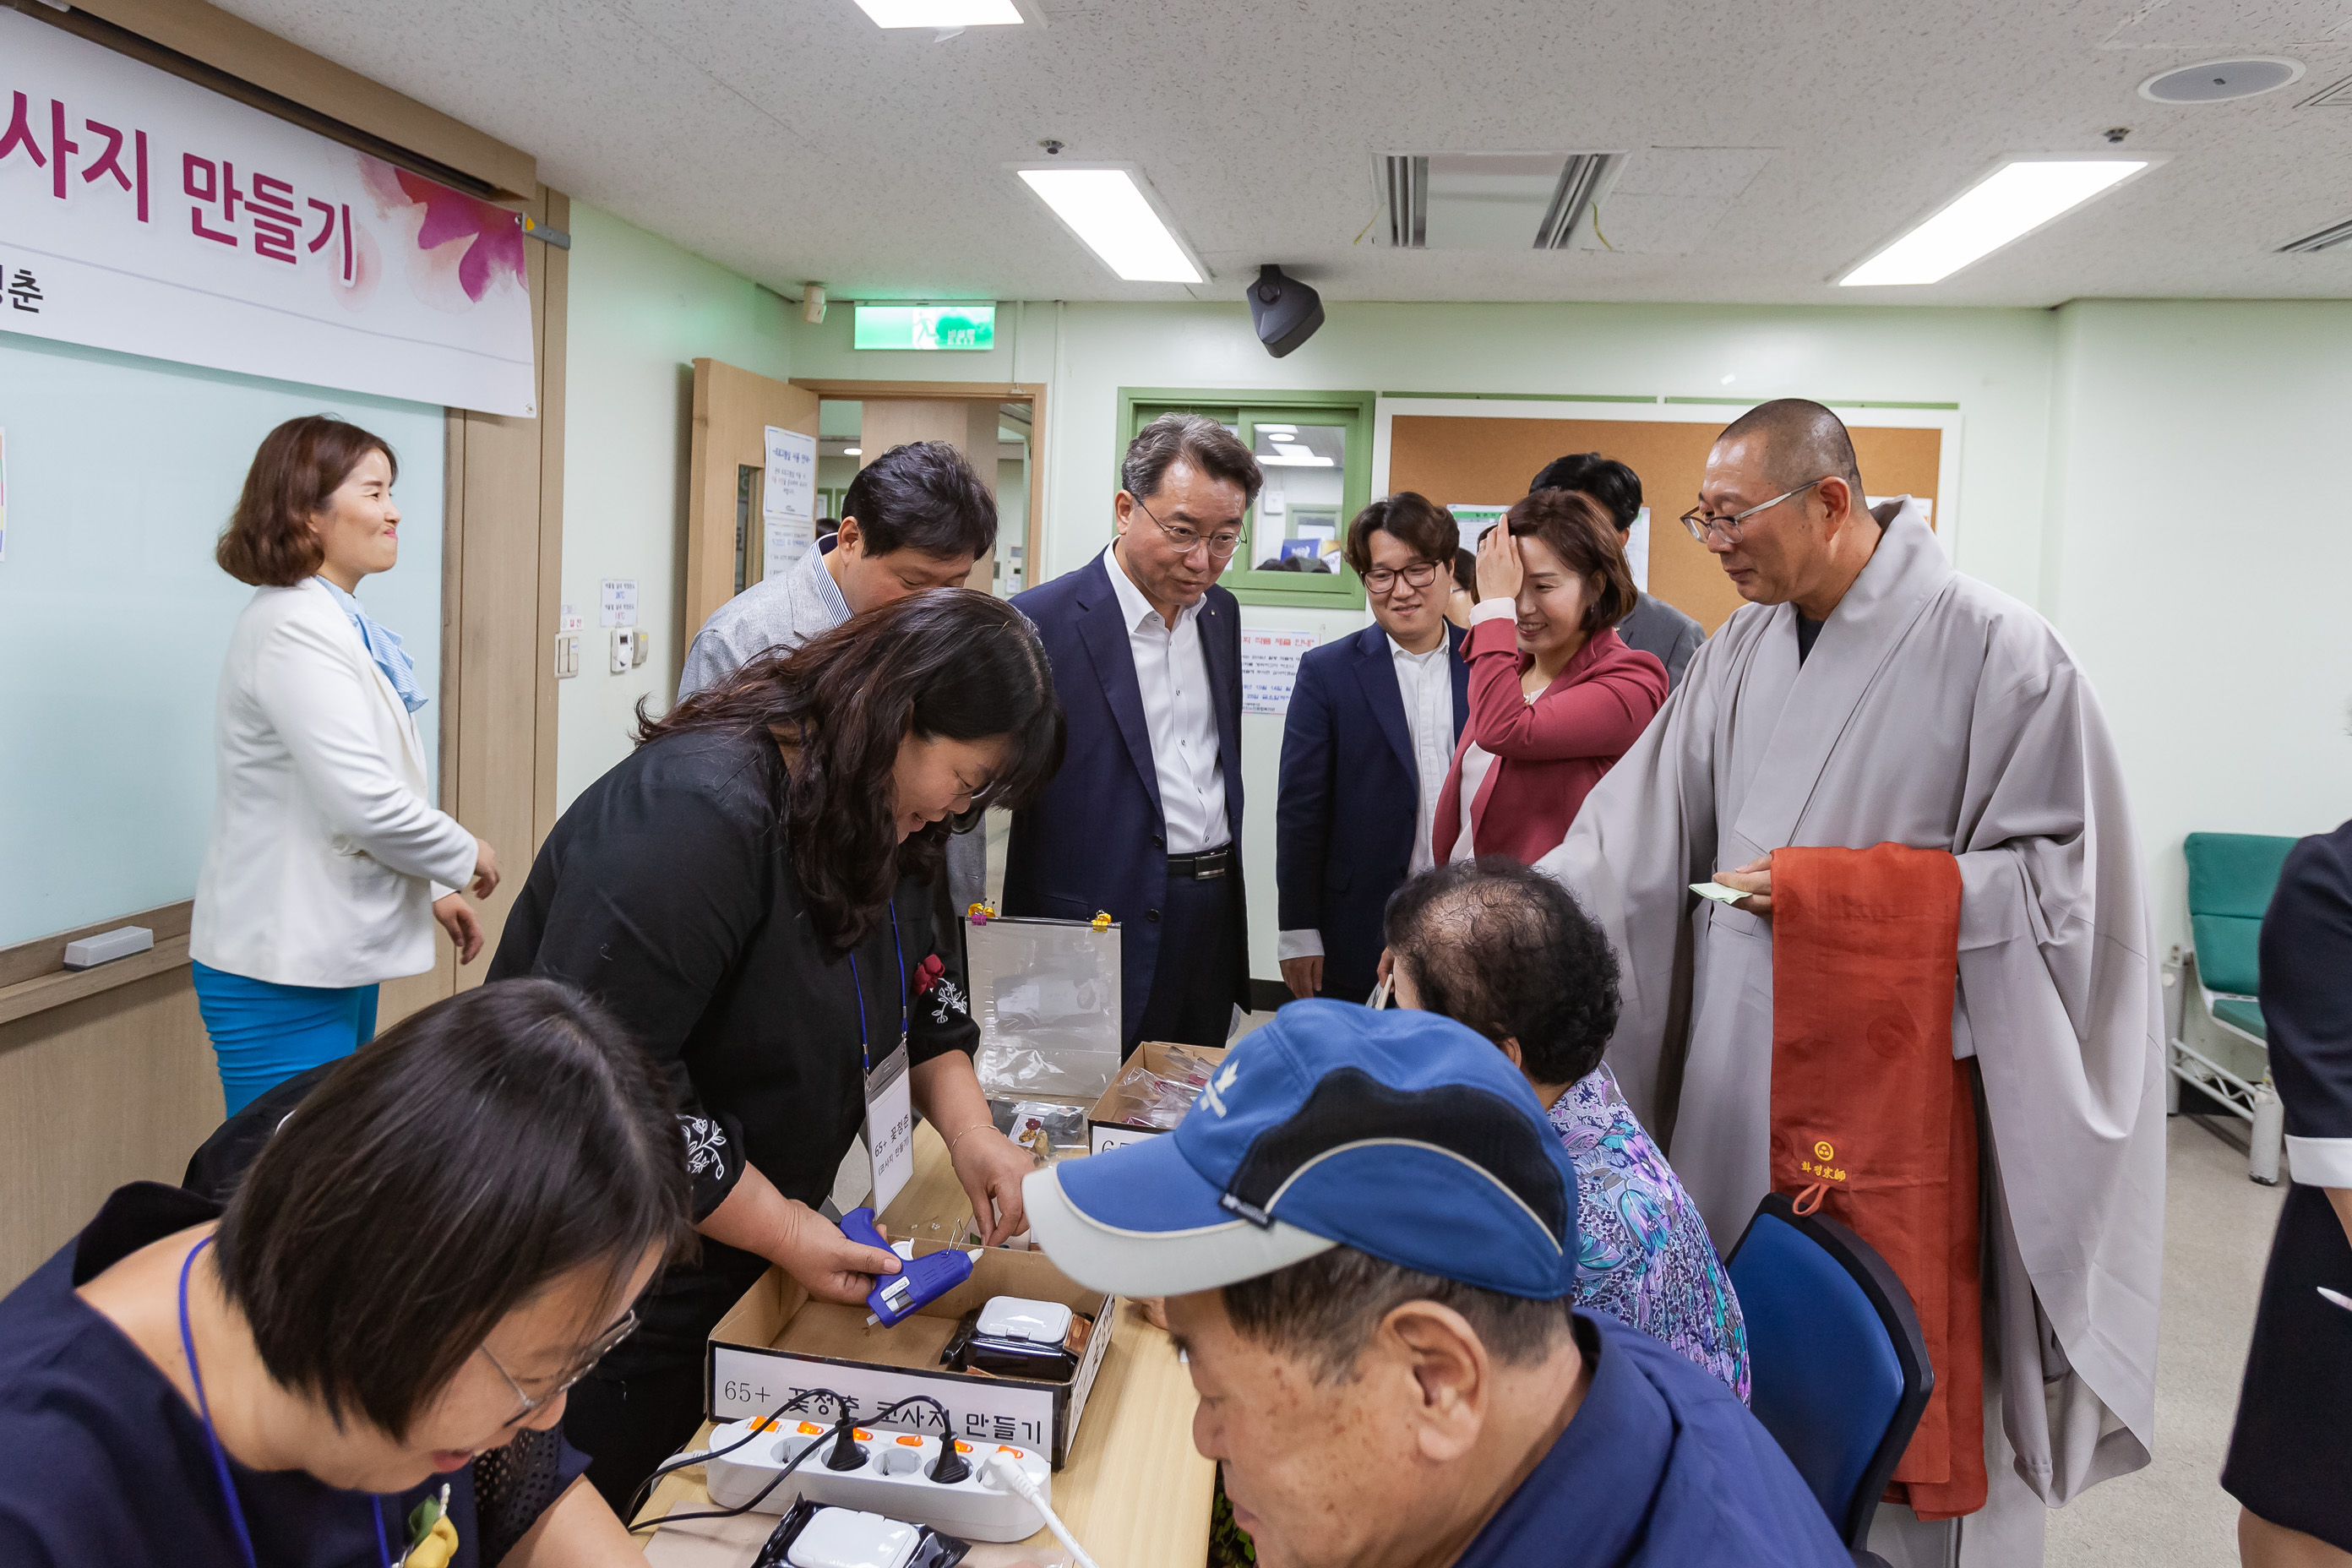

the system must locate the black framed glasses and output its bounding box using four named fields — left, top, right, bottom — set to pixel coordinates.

left=1680, top=476, right=1832, bottom=545
left=1362, top=559, right=1443, bottom=595
left=479, top=1307, right=640, bottom=1428
left=1132, top=493, right=1243, bottom=561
